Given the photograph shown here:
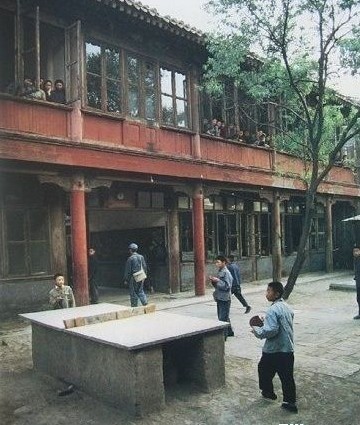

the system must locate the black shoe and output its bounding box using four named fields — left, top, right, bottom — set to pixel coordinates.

left=228, top=331, right=235, bottom=337
left=261, top=391, right=277, bottom=400
left=353, top=314, right=360, bottom=320
left=245, top=306, right=251, bottom=314
left=281, top=402, right=298, bottom=413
